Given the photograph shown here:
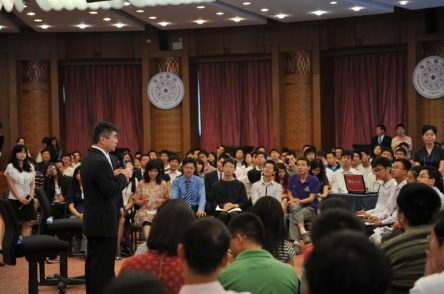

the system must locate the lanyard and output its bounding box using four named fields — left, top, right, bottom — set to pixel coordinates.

left=423, top=149, right=435, bottom=167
